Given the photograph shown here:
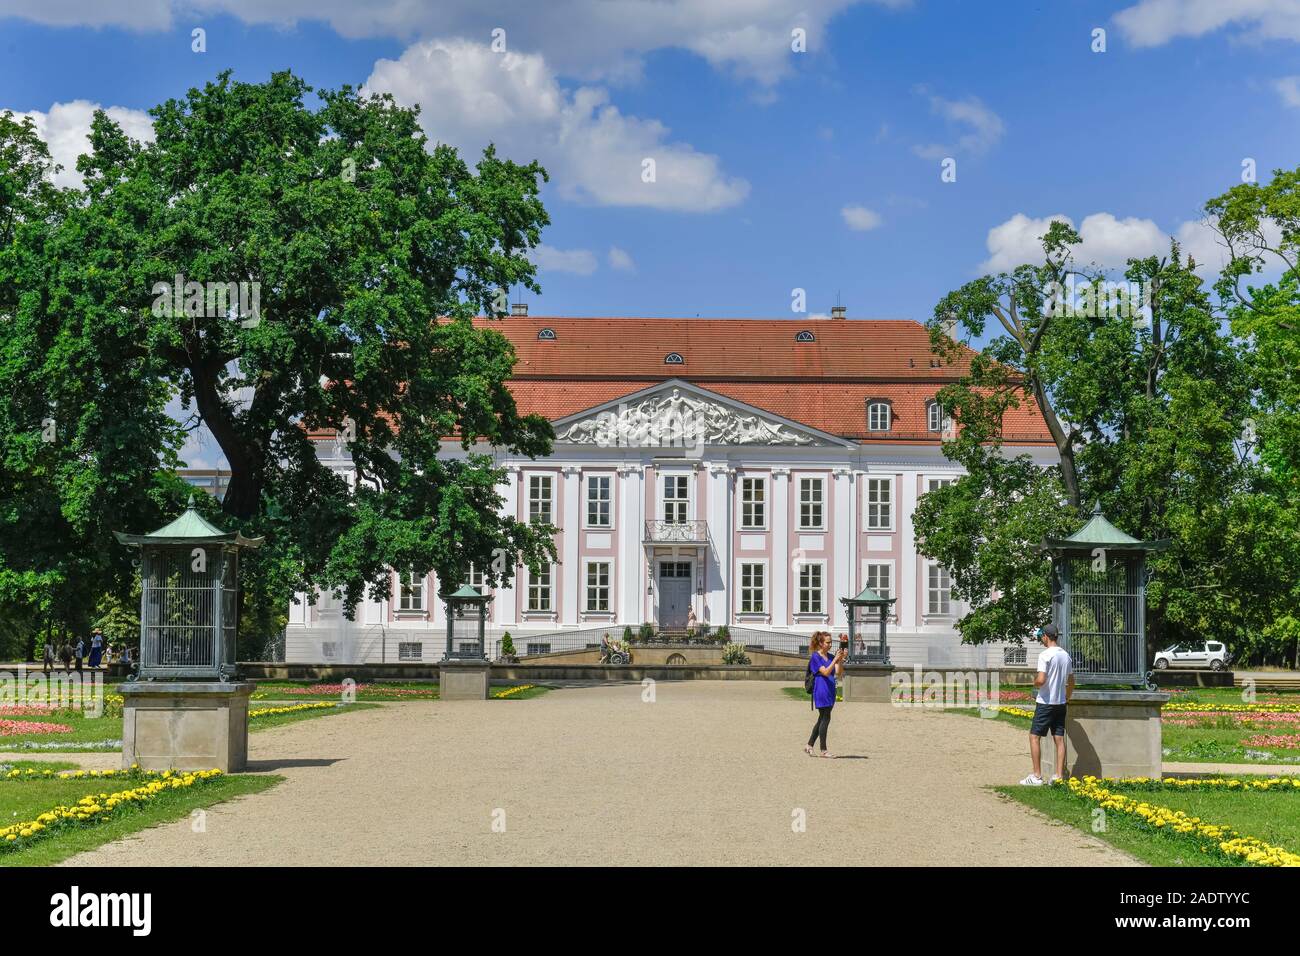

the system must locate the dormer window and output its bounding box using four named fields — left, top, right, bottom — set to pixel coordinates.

left=795, top=330, right=815, bottom=343
left=927, top=401, right=943, bottom=432
left=664, top=352, right=684, bottom=365
left=867, top=400, right=892, bottom=432
left=537, top=328, right=556, bottom=340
